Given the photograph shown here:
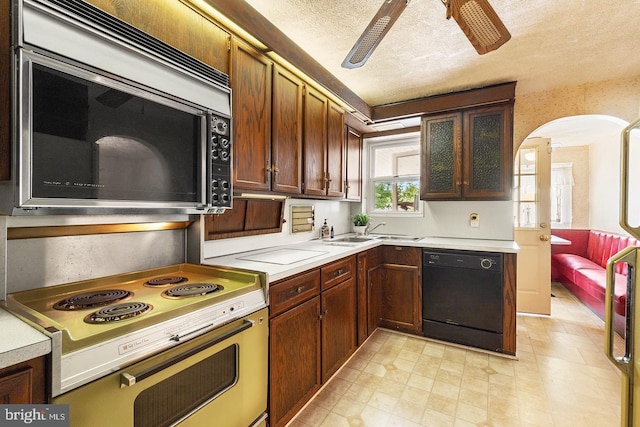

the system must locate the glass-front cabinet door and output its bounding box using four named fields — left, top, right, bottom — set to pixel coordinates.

left=420, top=112, right=462, bottom=199
left=463, top=105, right=512, bottom=200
